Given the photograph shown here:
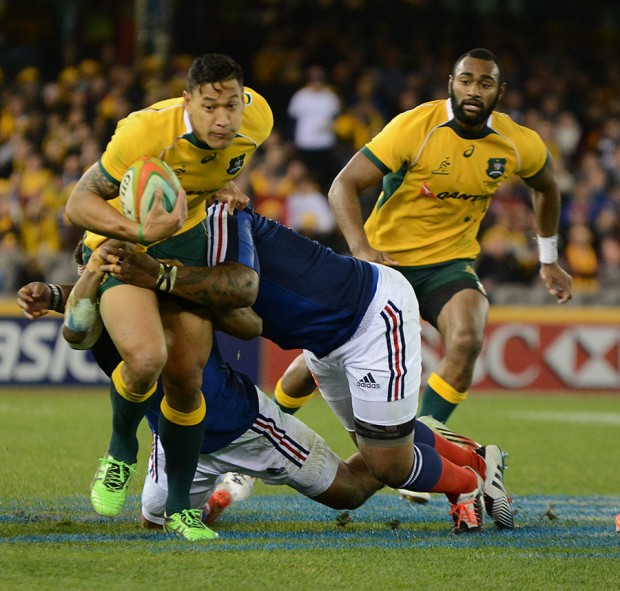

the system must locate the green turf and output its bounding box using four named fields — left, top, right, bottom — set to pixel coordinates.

left=1, top=388, right=619, bottom=591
